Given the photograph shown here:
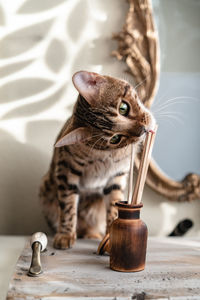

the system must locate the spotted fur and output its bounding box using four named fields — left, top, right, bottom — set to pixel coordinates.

left=39, top=71, right=155, bottom=249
